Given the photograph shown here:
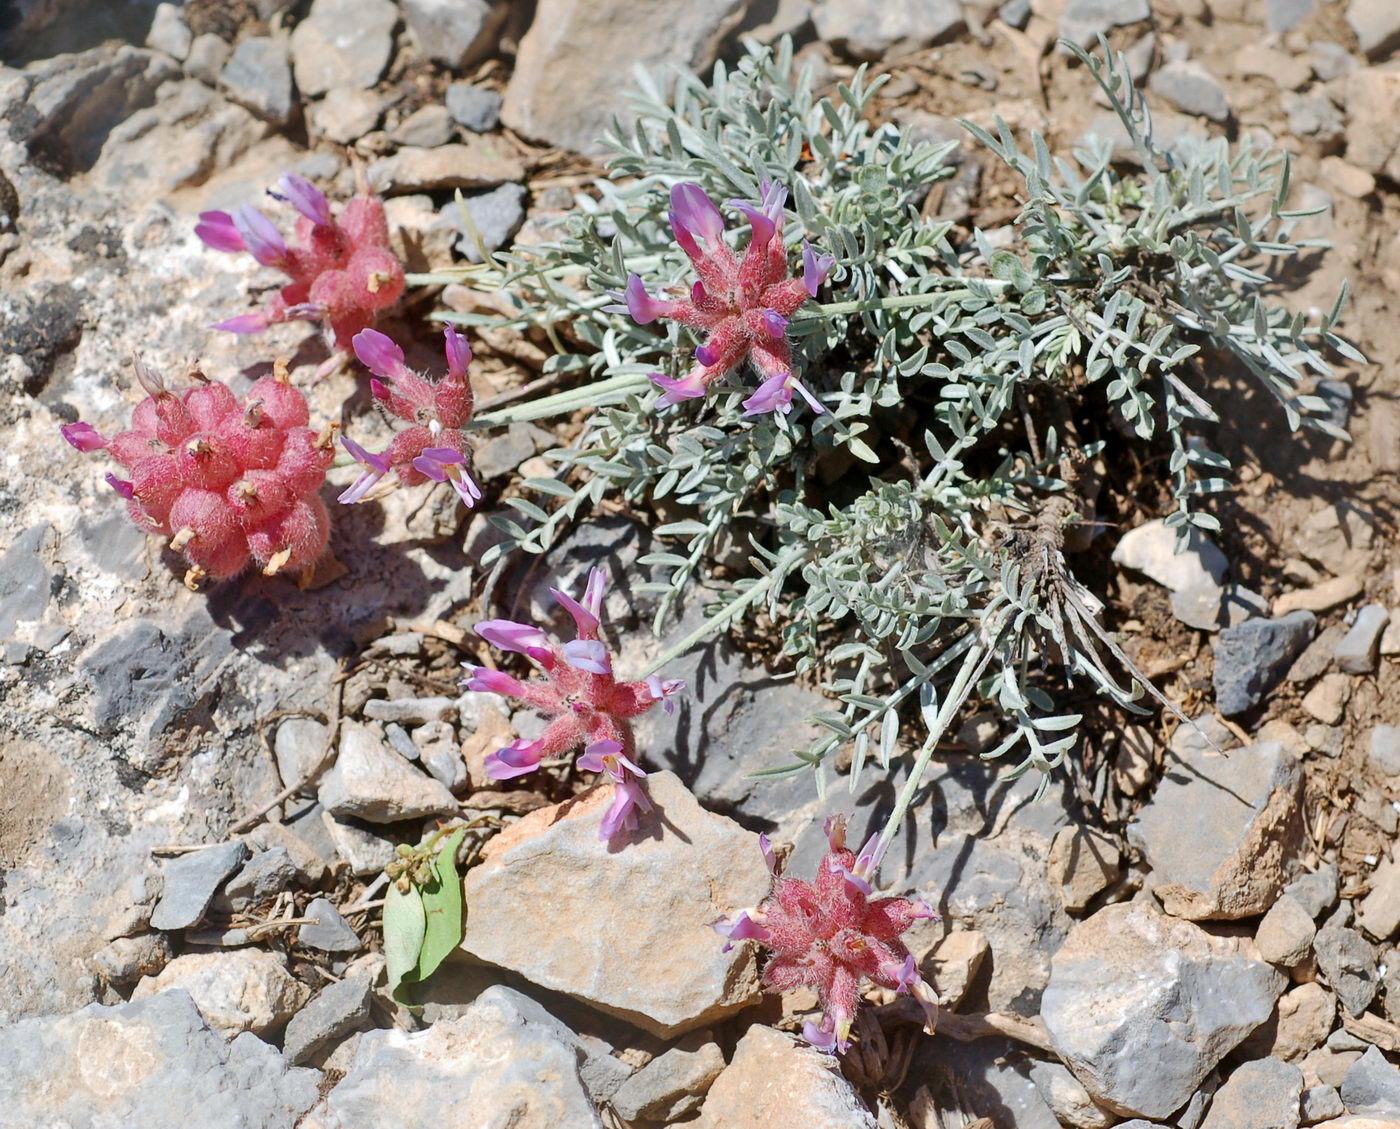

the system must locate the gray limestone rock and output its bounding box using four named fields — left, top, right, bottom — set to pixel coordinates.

left=298, top=897, right=362, bottom=953
left=1315, top=919, right=1379, bottom=1017
left=1342, top=1046, right=1400, bottom=1115
left=185, top=33, right=230, bottom=86
left=1336, top=605, right=1390, bottom=674
left=453, top=183, right=528, bottom=262
left=1150, top=60, right=1231, bottom=123
left=611, top=1030, right=725, bottom=1121
left=131, top=950, right=310, bottom=1036
left=220, top=36, right=294, bottom=126
left=150, top=840, right=250, bottom=931
left=1130, top=742, right=1304, bottom=920
left=445, top=81, right=502, bottom=132
left=283, top=976, right=373, bottom=1065
left=1349, top=0, right=1400, bottom=60
left=1268, top=0, right=1314, bottom=34
left=322, top=811, right=397, bottom=876
left=306, top=985, right=602, bottom=1128
left=224, top=847, right=299, bottom=911
left=1042, top=901, right=1286, bottom=1119
left=0, top=991, right=319, bottom=1128
left=289, top=0, right=398, bottom=97
left=146, top=2, right=191, bottom=60
left=1302, top=1084, right=1344, bottom=1122
left=1213, top=612, right=1317, bottom=716
left=401, top=0, right=508, bottom=69
left=362, top=696, right=457, bottom=725
left=1257, top=895, right=1319, bottom=966
left=1201, top=1058, right=1303, bottom=1129
left=1288, top=865, right=1340, bottom=920
left=1372, top=727, right=1400, bottom=778
left=317, top=721, right=458, bottom=823
left=413, top=721, right=467, bottom=793
left=811, top=0, right=964, bottom=60
left=1358, top=853, right=1400, bottom=942
left=0, top=524, right=58, bottom=644
left=274, top=717, right=328, bottom=788
left=1113, top=519, right=1229, bottom=593
left=1059, top=0, right=1152, bottom=50
left=1029, top=1060, right=1116, bottom=1129
left=390, top=103, right=453, bottom=148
